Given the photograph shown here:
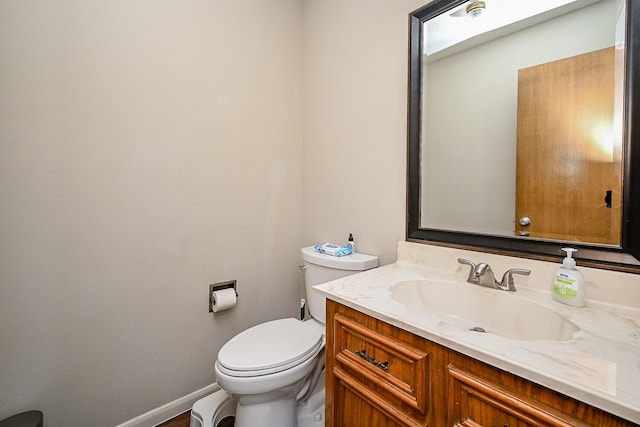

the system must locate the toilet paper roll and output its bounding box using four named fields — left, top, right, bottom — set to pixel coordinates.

left=211, top=288, right=237, bottom=313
